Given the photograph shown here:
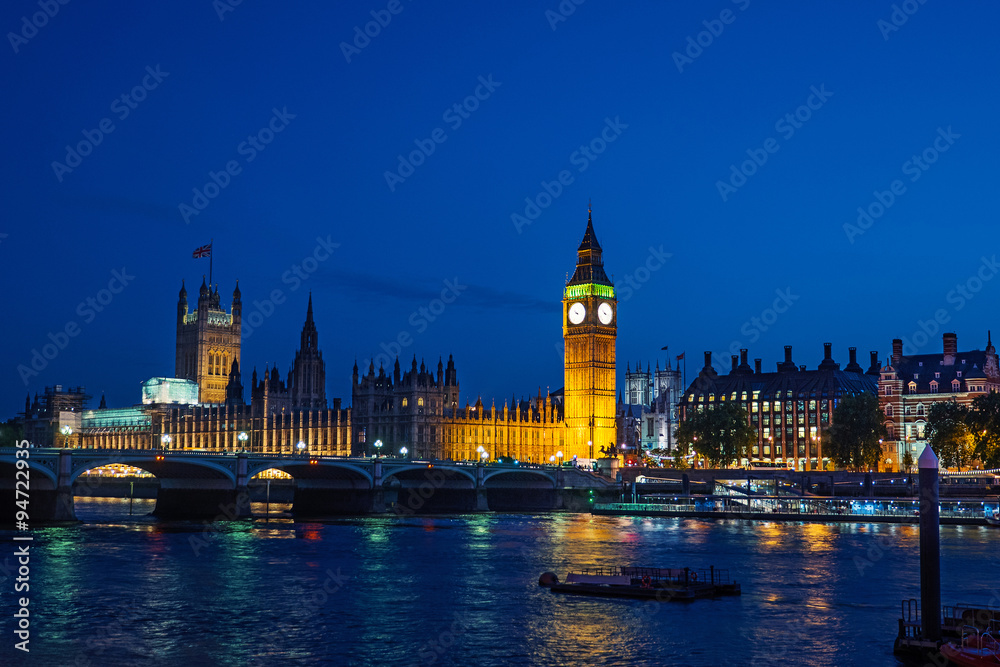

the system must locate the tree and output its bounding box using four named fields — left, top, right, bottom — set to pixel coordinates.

left=0, top=419, right=22, bottom=448
left=675, top=403, right=755, bottom=468
left=926, top=400, right=974, bottom=471
left=826, top=393, right=887, bottom=471
left=902, top=449, right=915, bottom=473
left=969, top=392, right=1000, bottom=469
